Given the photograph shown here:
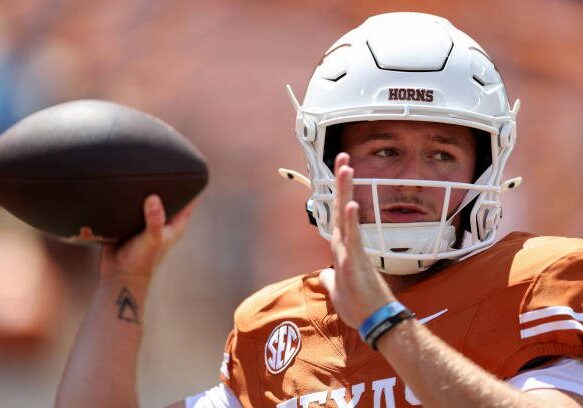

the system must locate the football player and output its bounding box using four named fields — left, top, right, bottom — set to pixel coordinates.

left=56, top=12, right=583, bottom=408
